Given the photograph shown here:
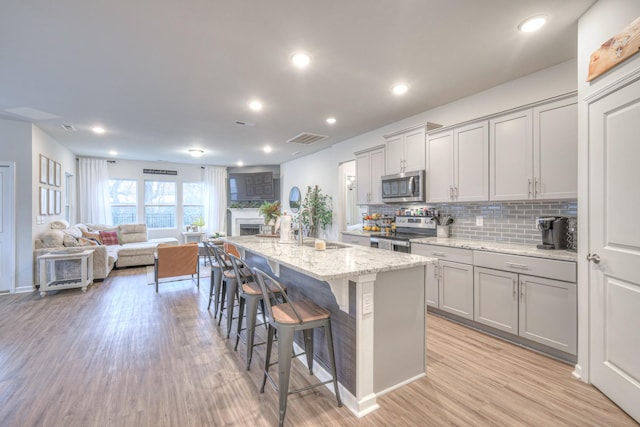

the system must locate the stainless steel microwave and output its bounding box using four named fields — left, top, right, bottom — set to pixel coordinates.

left=381, top=170, right=425, bottom=203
